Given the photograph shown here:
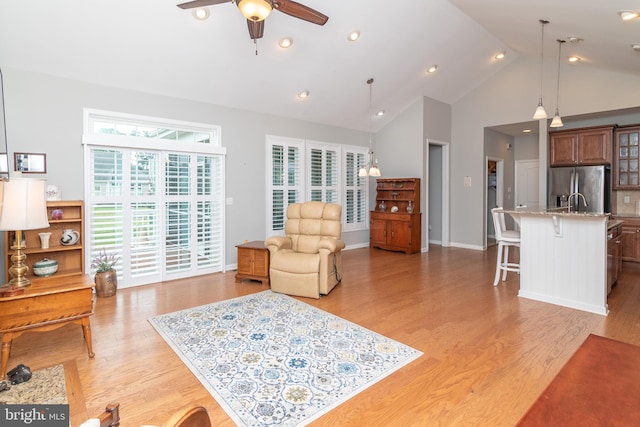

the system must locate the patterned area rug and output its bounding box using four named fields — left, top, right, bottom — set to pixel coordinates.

left=0, top=364, right=67, bottom=404
left=149, top=290, right=422, bottom=426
